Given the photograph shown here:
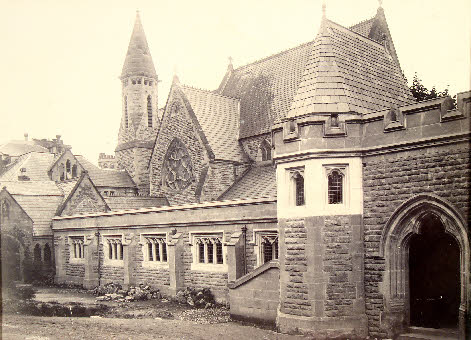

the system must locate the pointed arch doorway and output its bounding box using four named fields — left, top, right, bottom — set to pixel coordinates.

left=409, top=213, right=460, bottom=328
left=380, top=195, right=469, bottom=339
